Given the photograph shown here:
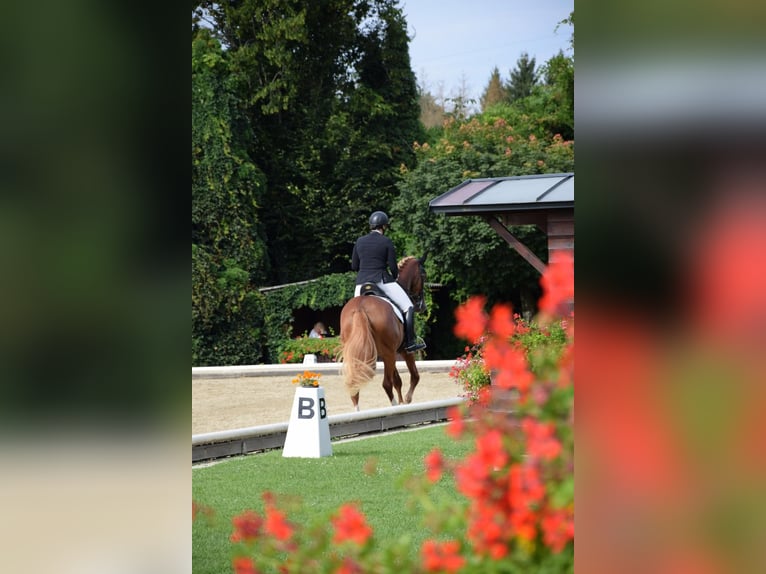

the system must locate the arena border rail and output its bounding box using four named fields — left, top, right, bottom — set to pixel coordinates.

left=192, top=359, right=459, bottom=379
left=192, top=397, right=464, bottom=463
